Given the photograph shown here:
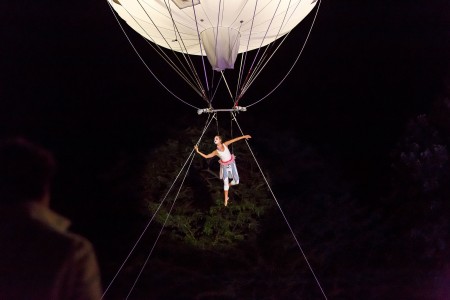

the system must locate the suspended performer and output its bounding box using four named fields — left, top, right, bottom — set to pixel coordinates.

left=194, top=135, right=251, bottom=206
